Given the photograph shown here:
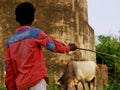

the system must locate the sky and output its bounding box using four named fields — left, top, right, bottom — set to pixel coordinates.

left=87, top=0, right=120, bottom=36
